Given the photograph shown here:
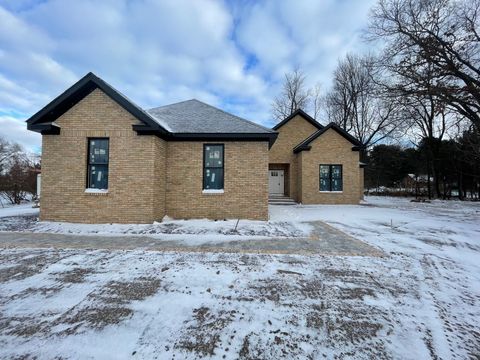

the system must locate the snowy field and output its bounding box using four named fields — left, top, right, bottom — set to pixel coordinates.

left=0, top=197, right=479, bottom=359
